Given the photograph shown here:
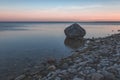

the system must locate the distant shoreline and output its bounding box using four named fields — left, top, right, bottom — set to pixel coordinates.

left=0, top=21, right=120, bottom=23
